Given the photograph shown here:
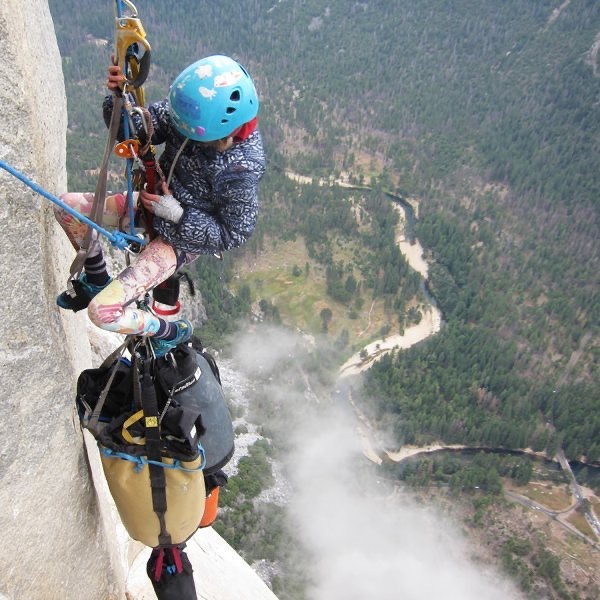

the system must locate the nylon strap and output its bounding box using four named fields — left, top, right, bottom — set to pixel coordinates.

left=171, top=546, right=183, bottom=573
left=134, top=353, right=172, bottom=547
left=121, top=409, right=145, bottom=445
left=152, top=548, right=164, bottom=581
left=87, top=339, right=129, bottom=437
left=68, top=94, right=125, bottom=281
